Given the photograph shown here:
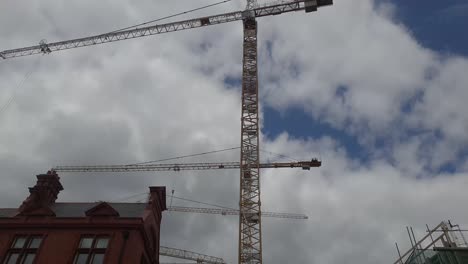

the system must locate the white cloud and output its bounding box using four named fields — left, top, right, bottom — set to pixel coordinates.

left=259, top=0, right=468, bottom=171
left=412, top=58, right=468, bottom=143
left=262, top=134, right=468, bottom=263
left=260, top=0, right=433, bottom=131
